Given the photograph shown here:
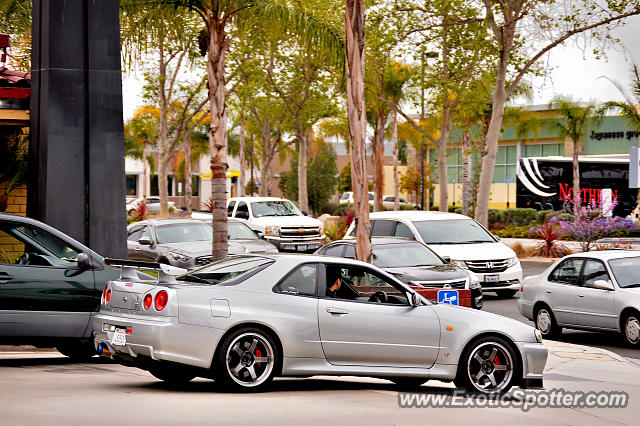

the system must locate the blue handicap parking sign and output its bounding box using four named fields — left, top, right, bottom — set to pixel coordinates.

left=437, top=290, right=459, bottom=305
